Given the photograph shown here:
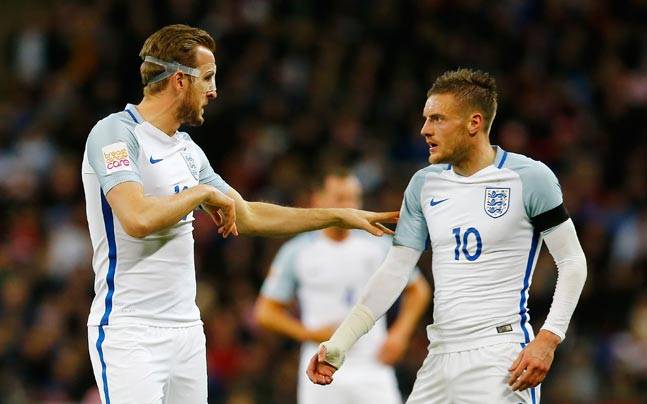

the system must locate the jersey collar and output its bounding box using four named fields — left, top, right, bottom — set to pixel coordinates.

left=124, top=104, right=144, bottom=124
left=493, top=146, right=508, bottom=169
